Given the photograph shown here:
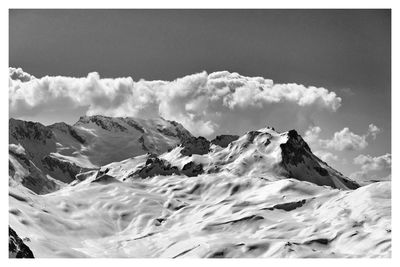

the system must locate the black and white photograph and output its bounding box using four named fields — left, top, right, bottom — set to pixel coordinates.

left=7, top=7, right=394, bottom=259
